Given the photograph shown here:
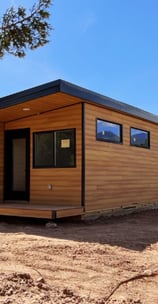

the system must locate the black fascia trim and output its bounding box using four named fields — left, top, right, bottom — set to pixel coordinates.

left=0, top=79, right=61, bottom=109
left=1, top=78, right=158, bottom=124
left=60, top=80, right=158, bottom=124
